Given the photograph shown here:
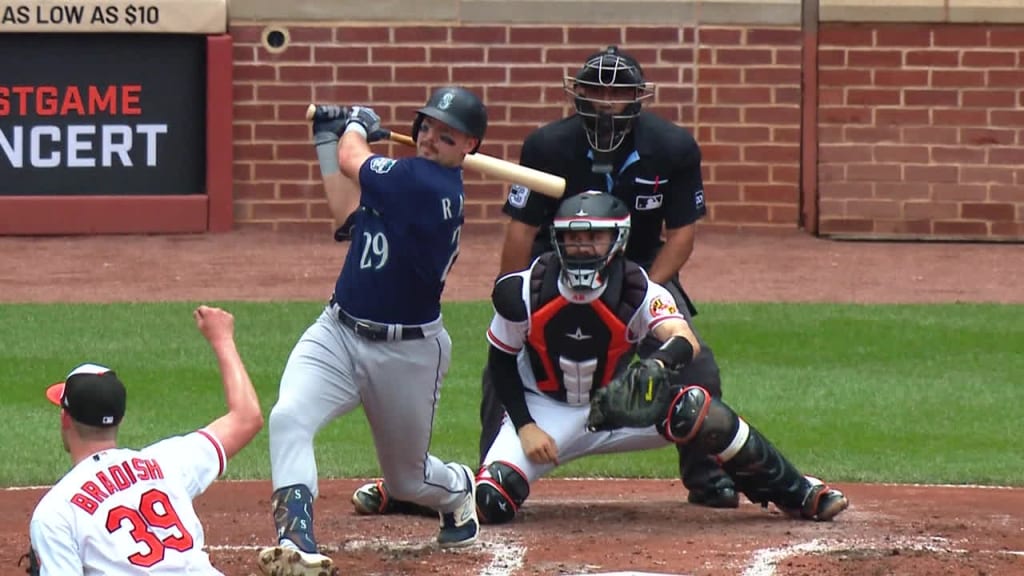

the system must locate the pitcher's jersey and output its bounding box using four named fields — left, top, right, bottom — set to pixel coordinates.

left=29, top=430, right=227, bottom=576
left=333, top=155, right=465, bottom=325
left=486, top=258, right=687, bottom=405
